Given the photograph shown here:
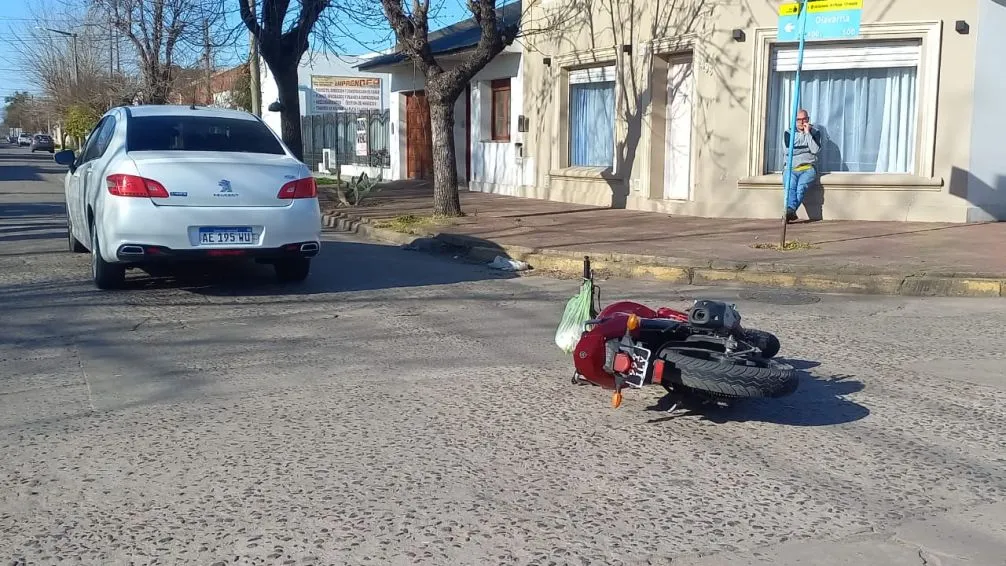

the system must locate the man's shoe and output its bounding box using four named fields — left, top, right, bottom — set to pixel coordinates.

left=785, top=208, right=798, bottom=222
